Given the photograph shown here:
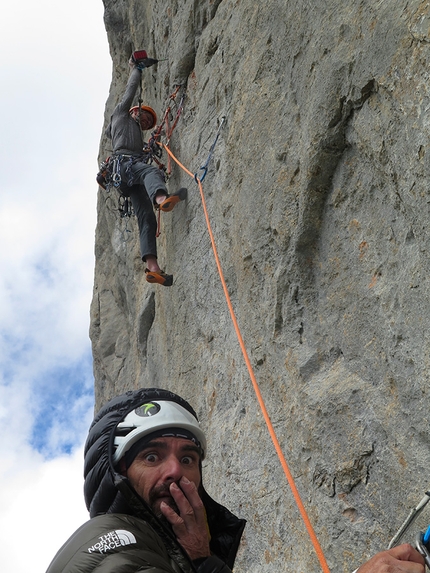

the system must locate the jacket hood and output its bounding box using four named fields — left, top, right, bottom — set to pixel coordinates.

left=84, top=388, right=199, bottom=515
left=83, top=388, right=245, bottom=569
